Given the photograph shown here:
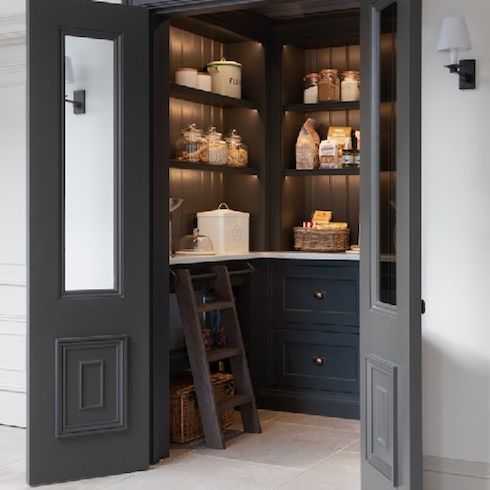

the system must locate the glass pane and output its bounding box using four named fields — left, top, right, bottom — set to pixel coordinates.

left=378, top=2, right=397, bottom=305
left=64, top=35, right=117, bottom=292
